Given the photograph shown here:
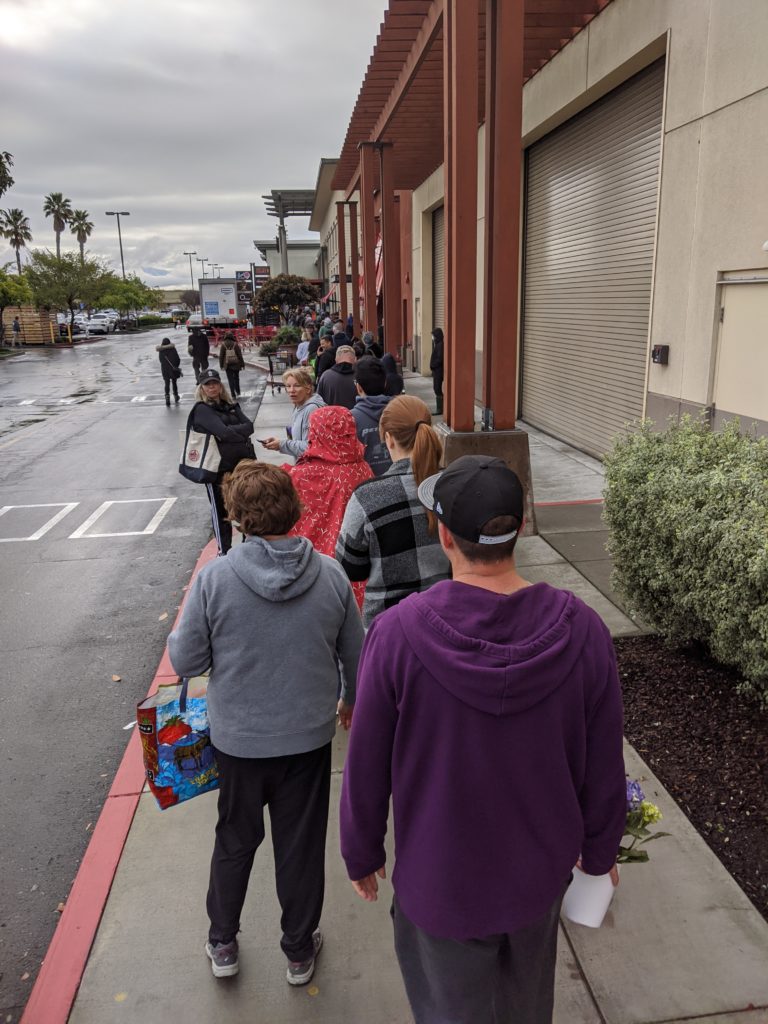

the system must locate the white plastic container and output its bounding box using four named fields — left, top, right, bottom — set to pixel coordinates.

left=561, top=867, right=616, bottom=928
